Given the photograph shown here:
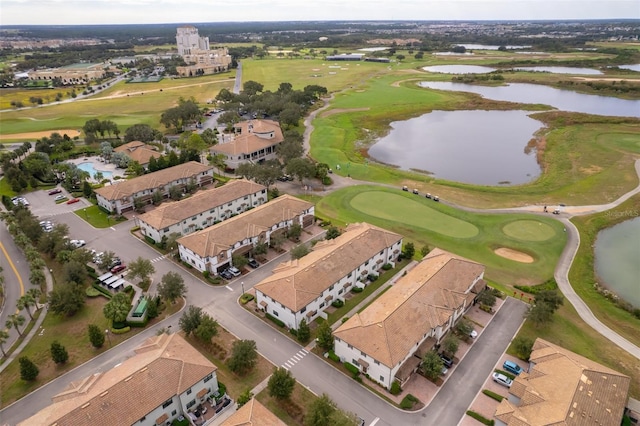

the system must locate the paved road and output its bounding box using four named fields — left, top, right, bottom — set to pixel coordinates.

left=0, top=222, right=29, bottom=351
